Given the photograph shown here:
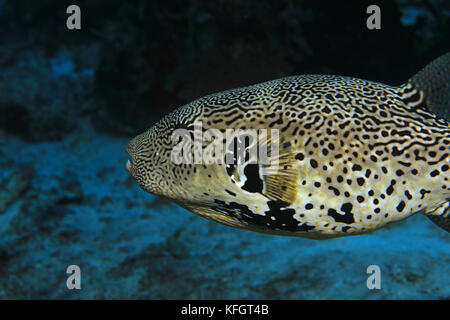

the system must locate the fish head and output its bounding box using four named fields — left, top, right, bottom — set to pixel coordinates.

left=125, top=126, right=171, bottom=197
left=125, top=103, right=204, bottom=199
